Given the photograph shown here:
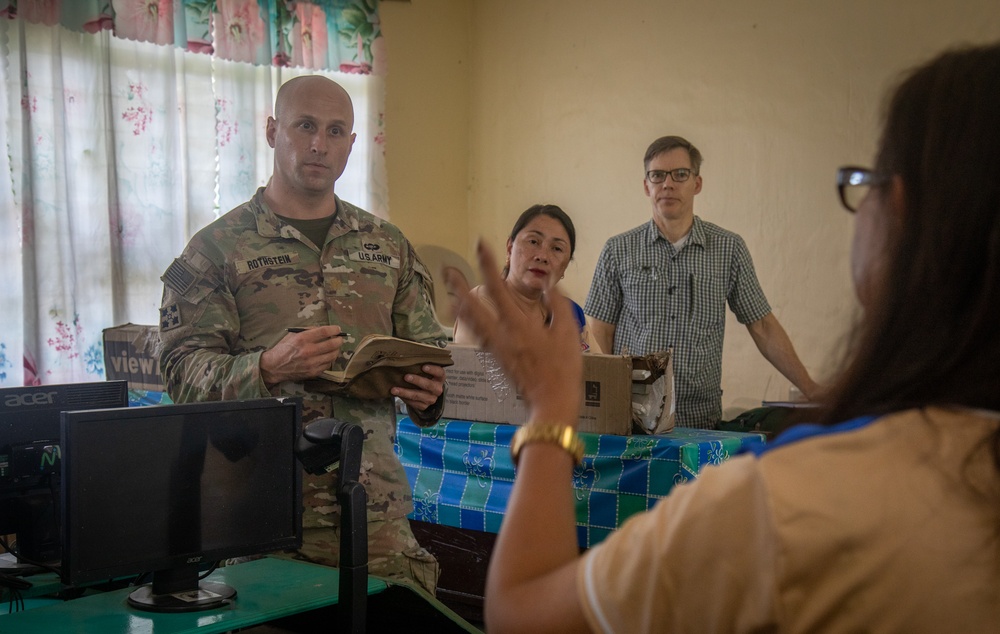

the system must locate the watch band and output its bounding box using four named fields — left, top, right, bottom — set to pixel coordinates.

left=510, top=424, right=585, bottom=466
